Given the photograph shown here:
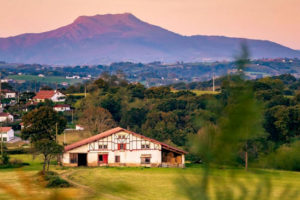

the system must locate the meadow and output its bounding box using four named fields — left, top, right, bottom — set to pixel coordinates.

left=8, top=75, right=83, bottom=84
left=0, top=154, right=299, bottom=200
